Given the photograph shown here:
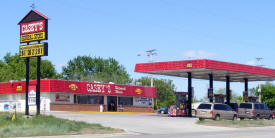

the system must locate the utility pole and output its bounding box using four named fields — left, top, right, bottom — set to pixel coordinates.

left=146, top=49, right=157, bottom=87
left=256, top=57, right=264, bottom=103
left=138, top=49, right=157, bottom=87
